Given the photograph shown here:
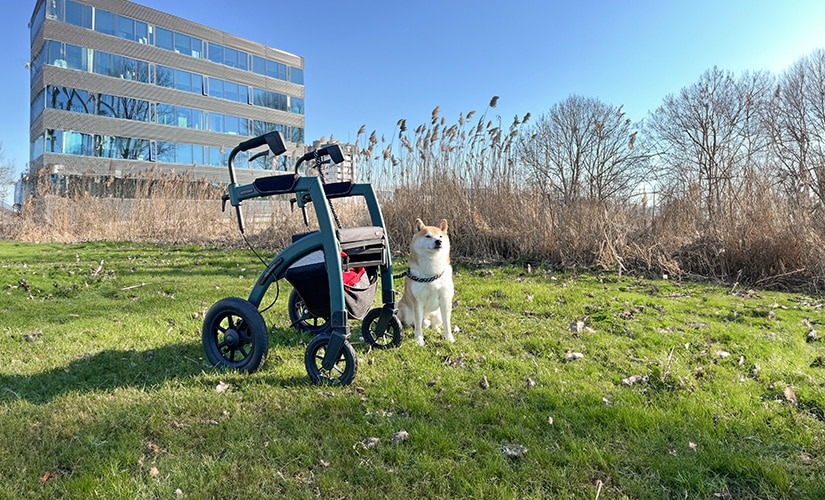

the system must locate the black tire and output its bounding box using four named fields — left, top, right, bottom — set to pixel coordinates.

left=304, top=335, right=357, bottom=385
left=202, top=297, right=268, bottom=372
left=361, top=308, right=402, bottom=349
left=288, top=288, right=329, bottom=335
